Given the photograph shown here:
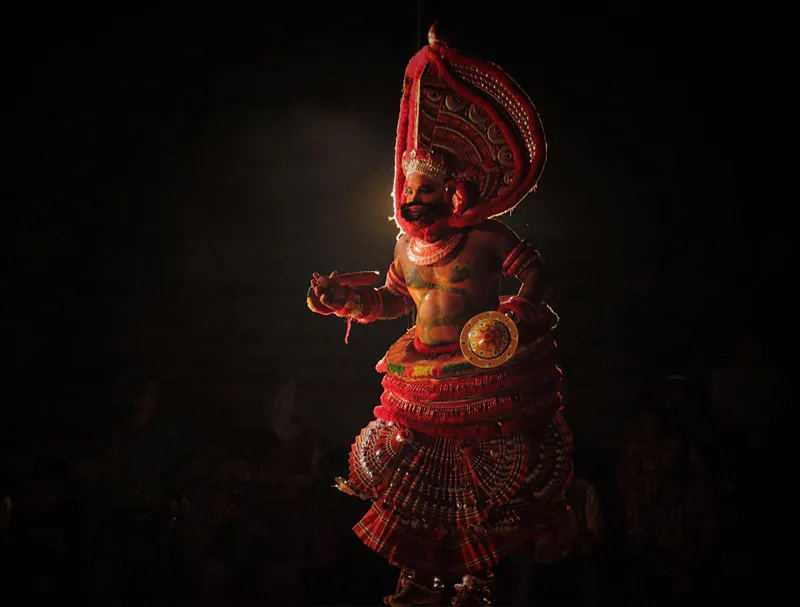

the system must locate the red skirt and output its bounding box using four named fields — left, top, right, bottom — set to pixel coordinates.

left=341, top=328, right=574, bottom=577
